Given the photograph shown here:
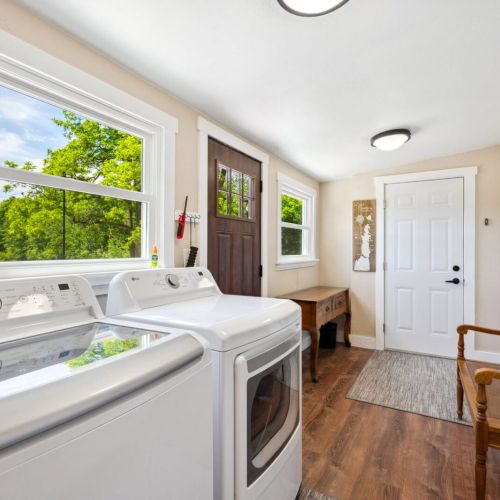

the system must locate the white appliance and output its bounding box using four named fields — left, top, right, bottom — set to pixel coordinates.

left=0, top=275, right=213, bottom=500
left=107, top=267, right=302, bottom=500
